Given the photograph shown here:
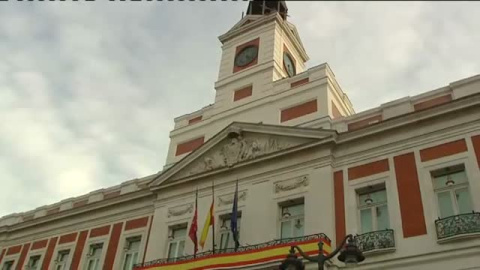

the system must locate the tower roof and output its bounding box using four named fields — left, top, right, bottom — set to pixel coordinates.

left=246, top=0, right=288, bottom=20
